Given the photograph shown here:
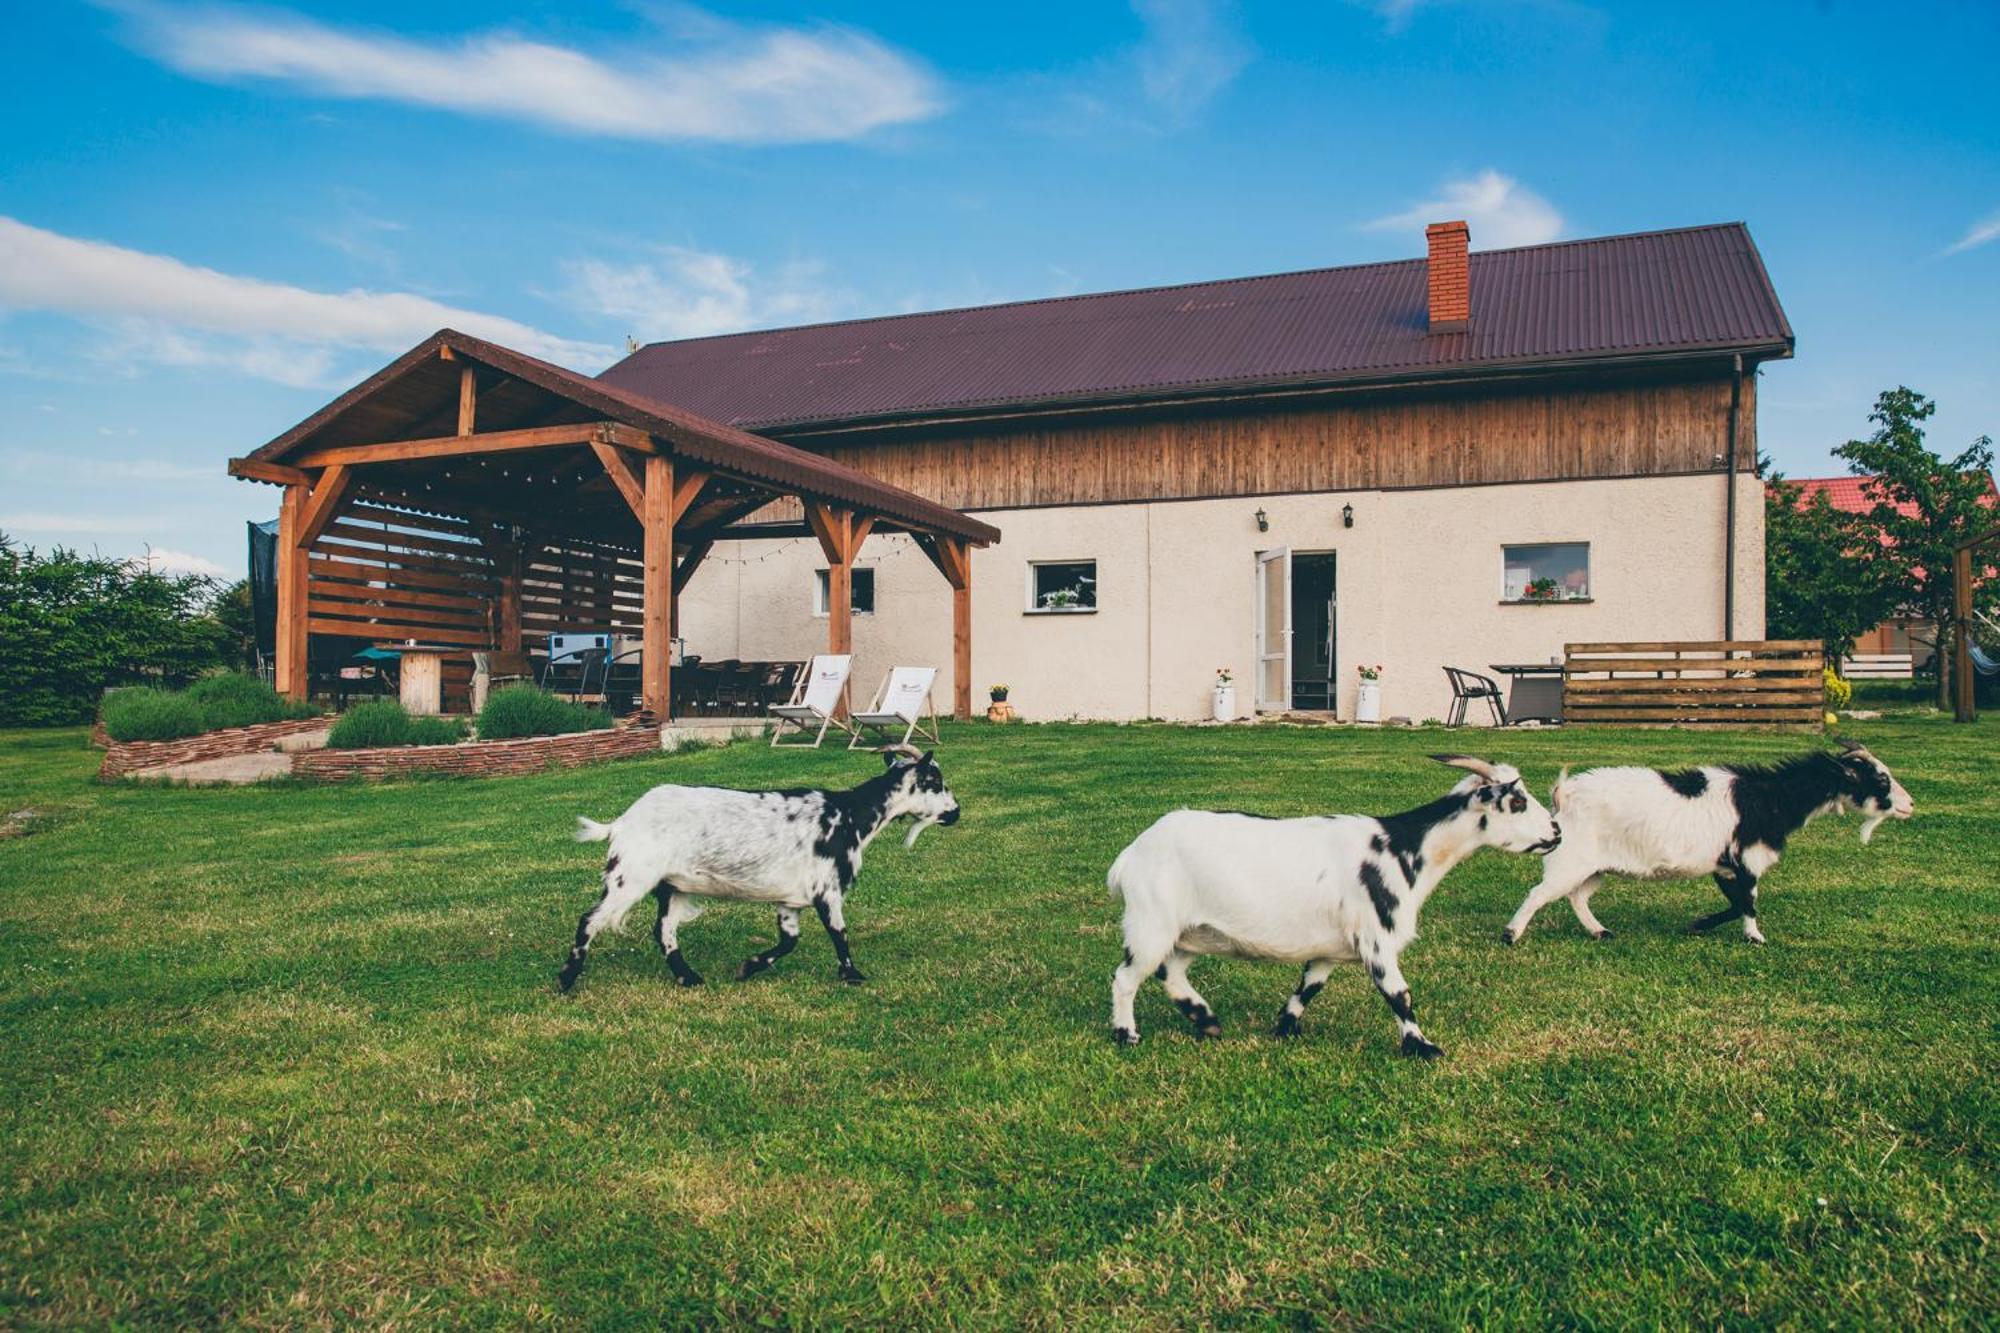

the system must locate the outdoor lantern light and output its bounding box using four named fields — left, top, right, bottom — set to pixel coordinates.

left=1254, top=507, right=1269, bottom=532
left=1342, top=503, right=1355, bottom=529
